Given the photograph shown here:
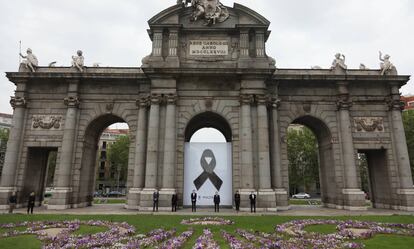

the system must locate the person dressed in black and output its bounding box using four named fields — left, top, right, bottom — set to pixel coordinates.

left=249, top=191, right=256, bottom=213
left=191, top=190, right=197, bottom=212
left=171, top=193, right=178, bottom=212
left=234, top=190, right=241, bottom=212
left=152, top=190, right=159, bottom=212
left=8, top=192, right=17, bottom=214
left=213, top=191, right=220, bottom=212
left=27, top=192, right=35, bottom=214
